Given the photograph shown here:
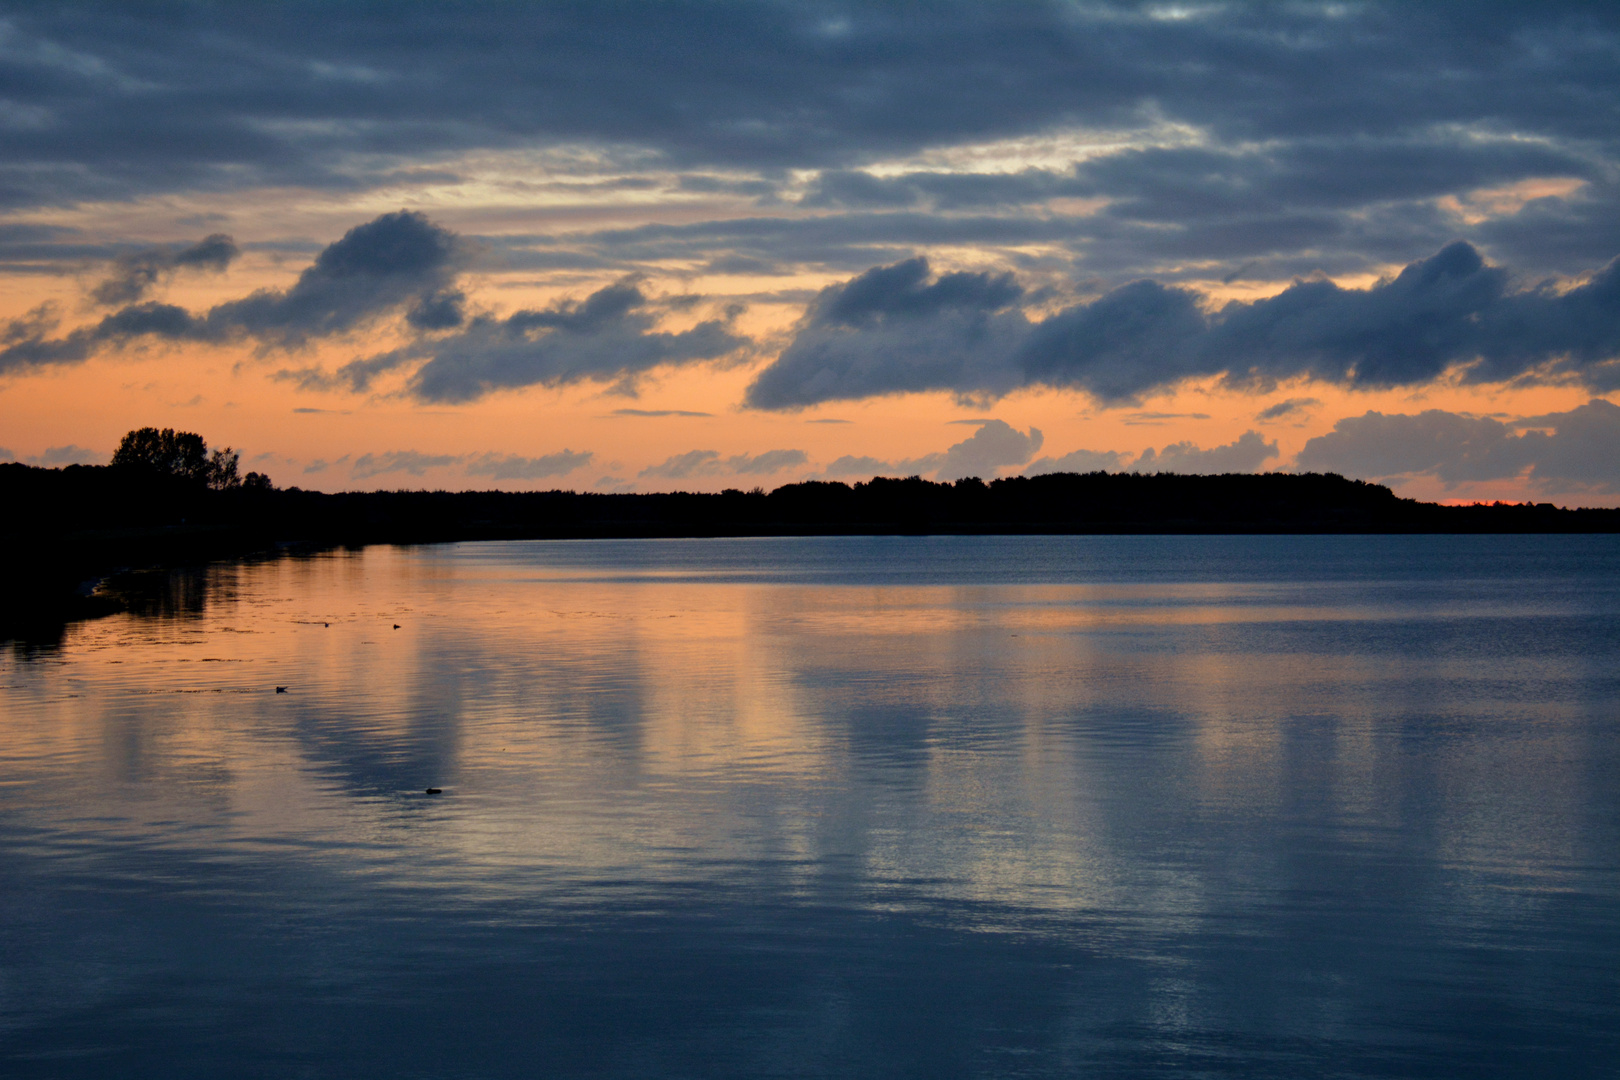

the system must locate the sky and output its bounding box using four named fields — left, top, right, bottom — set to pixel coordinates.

left=1, top=2, right=1618, bottom=505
